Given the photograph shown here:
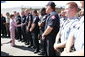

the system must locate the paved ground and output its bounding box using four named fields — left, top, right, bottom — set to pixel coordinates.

left=1, top=38, right=41, bottom=56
